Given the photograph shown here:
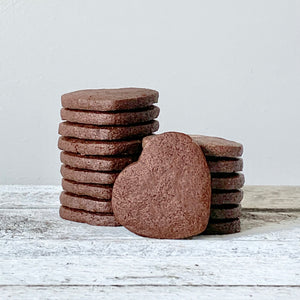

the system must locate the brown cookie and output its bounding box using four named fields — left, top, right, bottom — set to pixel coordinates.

left=190, top=135, right=243, bottom=157
left=141, top=134, right=156, bottom=148
left=60, top=192, right=113, bottom=213
left=58, top=136, right=142, bottom=156
left=207, top=157, right=243, bottom=173
left=143, top=134, right=243, bottom=158
left=62, top=179, right=112, bottom=200
left=58, top=120, right=159, bottom=140
left=112, top=132, right=211, bottom=239
left=61, top=88, right=159, bottom=111
left=60, top=165, right=119, bottom=185
left=210, top=204, right=241, bottom=219
left=61, top=105, right=160, bottom=126
left=203, top=218, right=241, bottom=235
left=59, top=206, right=120, bottom=226
left=211, top=173, right=245, bottom=190
left=60, top=152, right=137, bottom=171
left=211, top=190, right=243, bottom=205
